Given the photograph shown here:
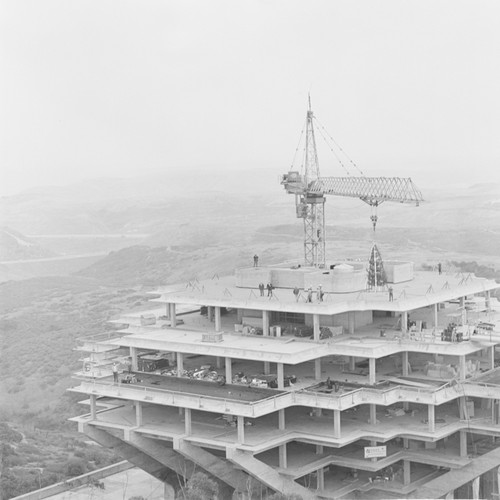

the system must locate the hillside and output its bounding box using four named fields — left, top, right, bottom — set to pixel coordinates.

left=0, top=227, right=57, bottom=261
